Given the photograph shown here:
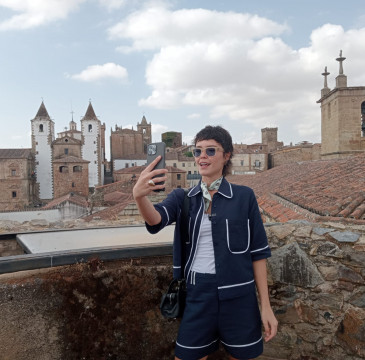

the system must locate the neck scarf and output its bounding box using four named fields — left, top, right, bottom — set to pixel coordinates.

left=201, top=176, right=223, bottom=212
